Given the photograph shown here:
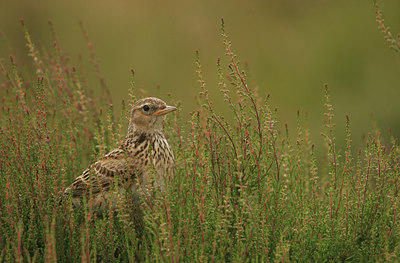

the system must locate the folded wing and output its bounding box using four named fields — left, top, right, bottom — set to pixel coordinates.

left=64, top=149, right=137, bottom=198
